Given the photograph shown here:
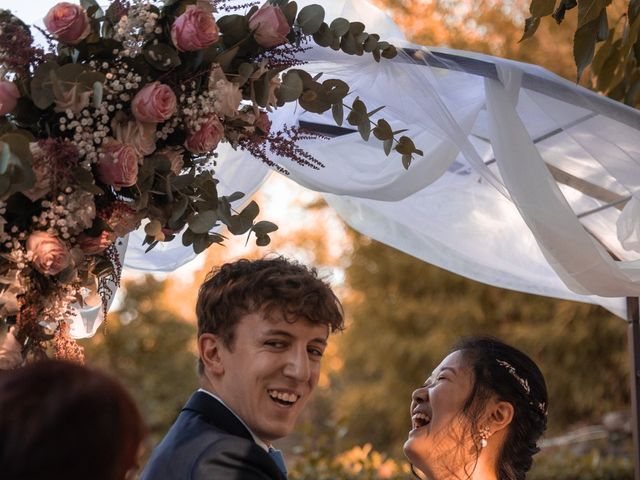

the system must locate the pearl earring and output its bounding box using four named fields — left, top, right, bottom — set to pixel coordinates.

left=479, top=426, right=491, bottom=449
